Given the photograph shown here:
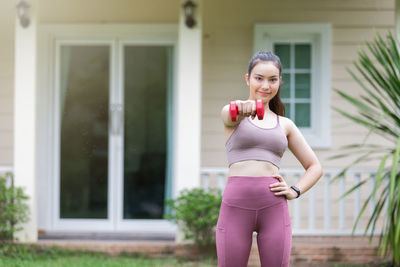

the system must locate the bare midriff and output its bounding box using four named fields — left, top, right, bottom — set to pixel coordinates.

left=228, top=160, right=280, bottom=177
